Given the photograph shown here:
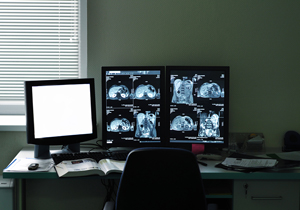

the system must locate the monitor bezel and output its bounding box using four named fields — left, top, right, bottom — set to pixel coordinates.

left=166, top=66, right=230, bottom=149
left=101, top=66, right=166, bottom=148
left=25, top=78, right=98, bottom=146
